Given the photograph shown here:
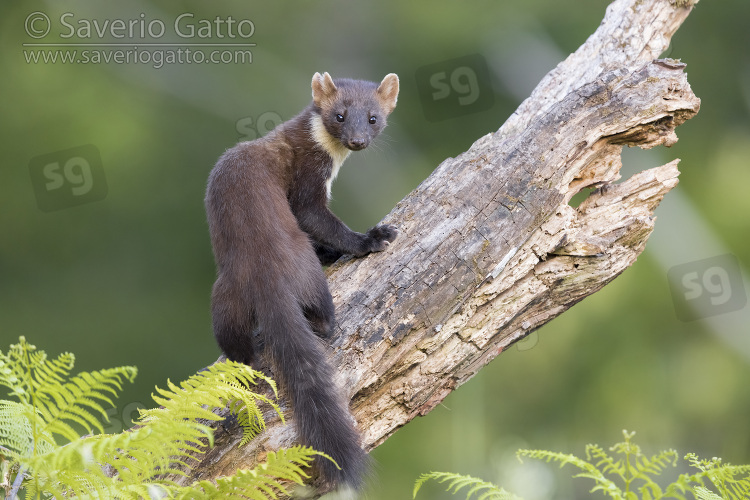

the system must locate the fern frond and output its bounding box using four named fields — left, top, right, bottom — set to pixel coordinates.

left=27, top=467, right=120, bottom=500
left=629, top=449, right=679, bottom=500
left=596, top=430, right=680, bottom=499
left=0, top=400, right=33, bottom=458
left=518, top=448, right=624, bottom=499
left=683, top=454, right=750, bottom=500
left=0, top=336, right=138, bottom=447
left=519, top=433, right=750, bottom=500
left=24, top=358, right=284, bottom=493
left=141, top=359, right=281, bottom=447
left=170, top=445, right=320, bottom=500
left=0, top=337, right=74, bottom=404
left=36, top=366, right=138, bottom=442
left=412, top=471, right=520, bottom=500
left=3, top=339, right=315, bottom=499
left=586, top=444, right=626, bottom=480
left=692, top=486, right=724, bottom=500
